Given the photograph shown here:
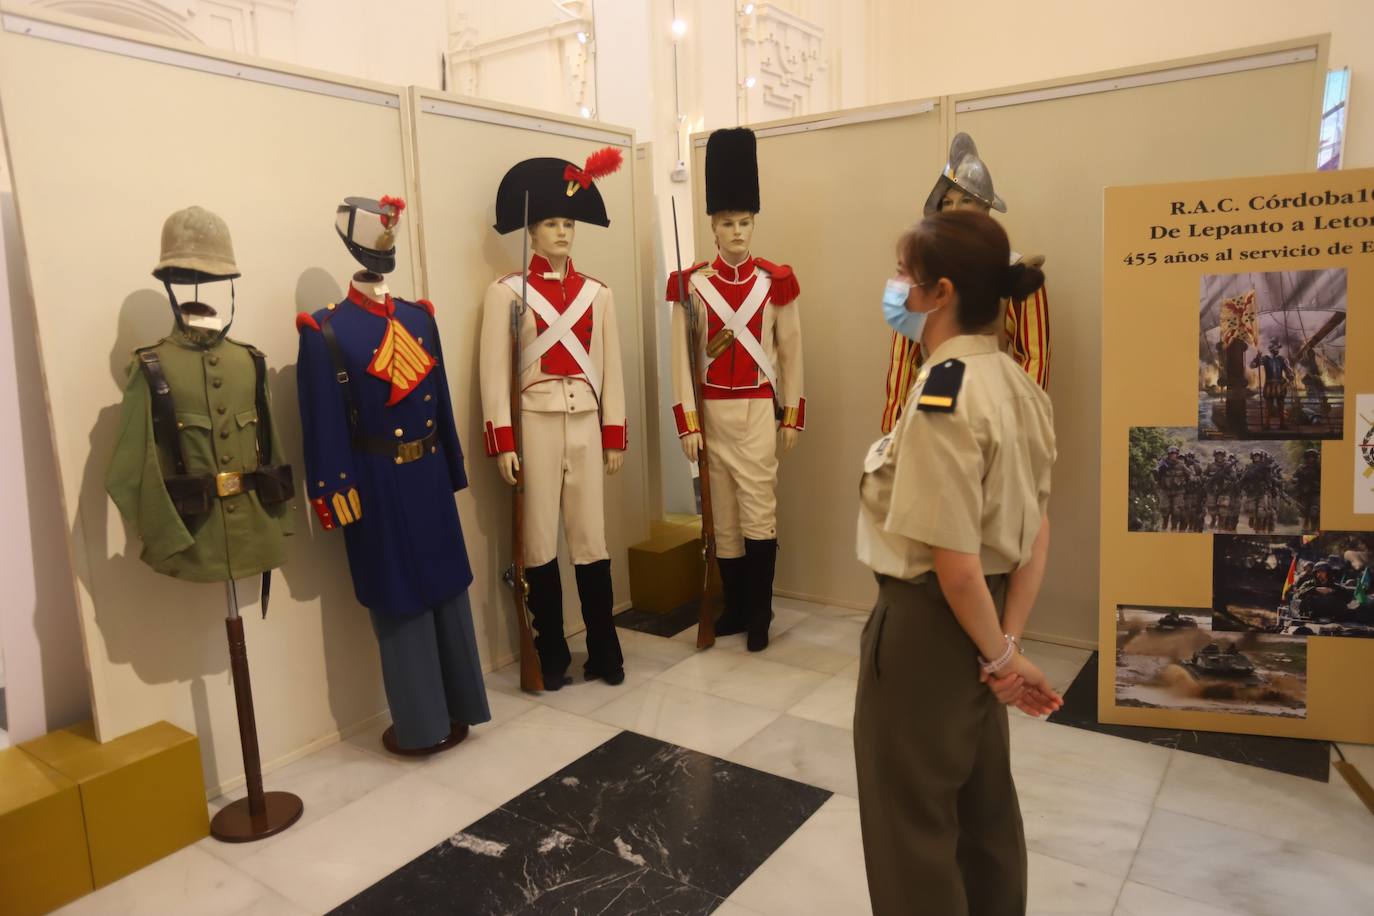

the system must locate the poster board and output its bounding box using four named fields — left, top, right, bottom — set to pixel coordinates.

left=689, top=101, right=947, bottom=610
left=405, top=87, right=649, bottom=670
left=1101, top=167, right=1374, bottom=743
